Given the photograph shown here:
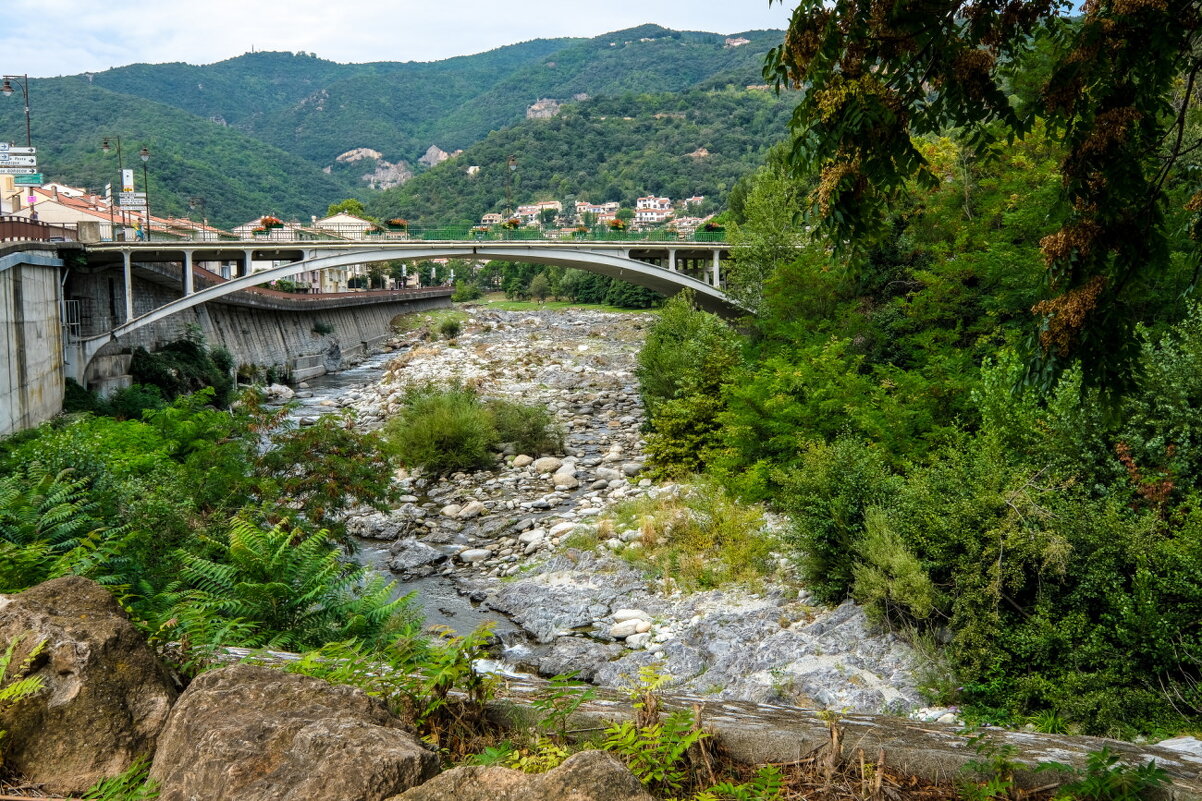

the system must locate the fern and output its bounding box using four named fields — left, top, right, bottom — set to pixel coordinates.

left=0, top=634, right=47, bottom=764
left=81, top=756, right=158, bottom=800
left=159, top=516, right=418, bottom=651
left=0, top=466, right=132, bottom=592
